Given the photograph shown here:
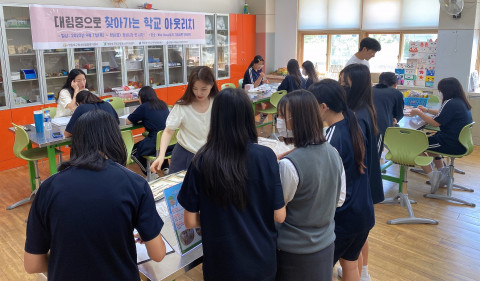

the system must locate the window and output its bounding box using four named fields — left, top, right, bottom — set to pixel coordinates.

left=330, top=34, right=359, bottom=68
left=298, top=0, right=361, bottom=30
left=303, top=35, right=328, bottom=73
left=402, top=33, right=438, bottom=61
left=368, top=34, right=400, bottom=73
